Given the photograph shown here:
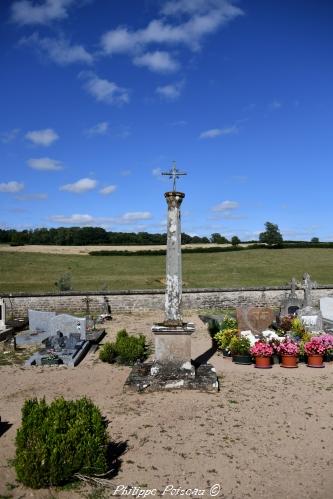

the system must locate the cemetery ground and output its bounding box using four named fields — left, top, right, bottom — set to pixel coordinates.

left=2, top=248, right=333, bottom=292
left=0, top=311, right=333, bottom=499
